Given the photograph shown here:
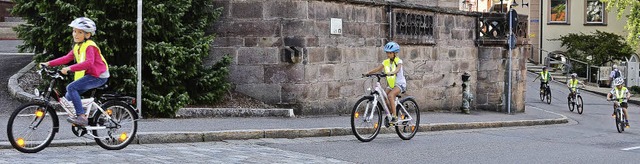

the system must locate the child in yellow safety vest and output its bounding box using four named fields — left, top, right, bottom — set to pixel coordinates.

left=364, top=41, right=406, bottom=125
left=566, top=73, right=584, bottom=100
left=533, top=67, right=553, bottom=92
left=607, top=78, right=631, bottom=128
left=40, top=17, right=109, bottom=127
